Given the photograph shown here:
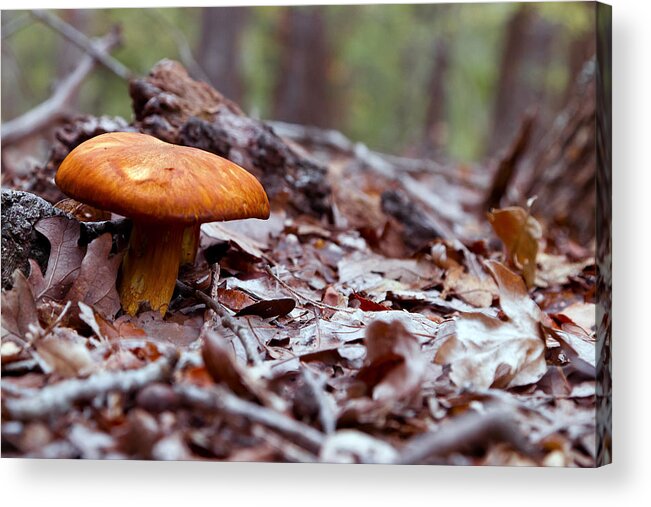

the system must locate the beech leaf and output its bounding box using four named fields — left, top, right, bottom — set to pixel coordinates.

left=488, top=206, right=542, bottom=288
